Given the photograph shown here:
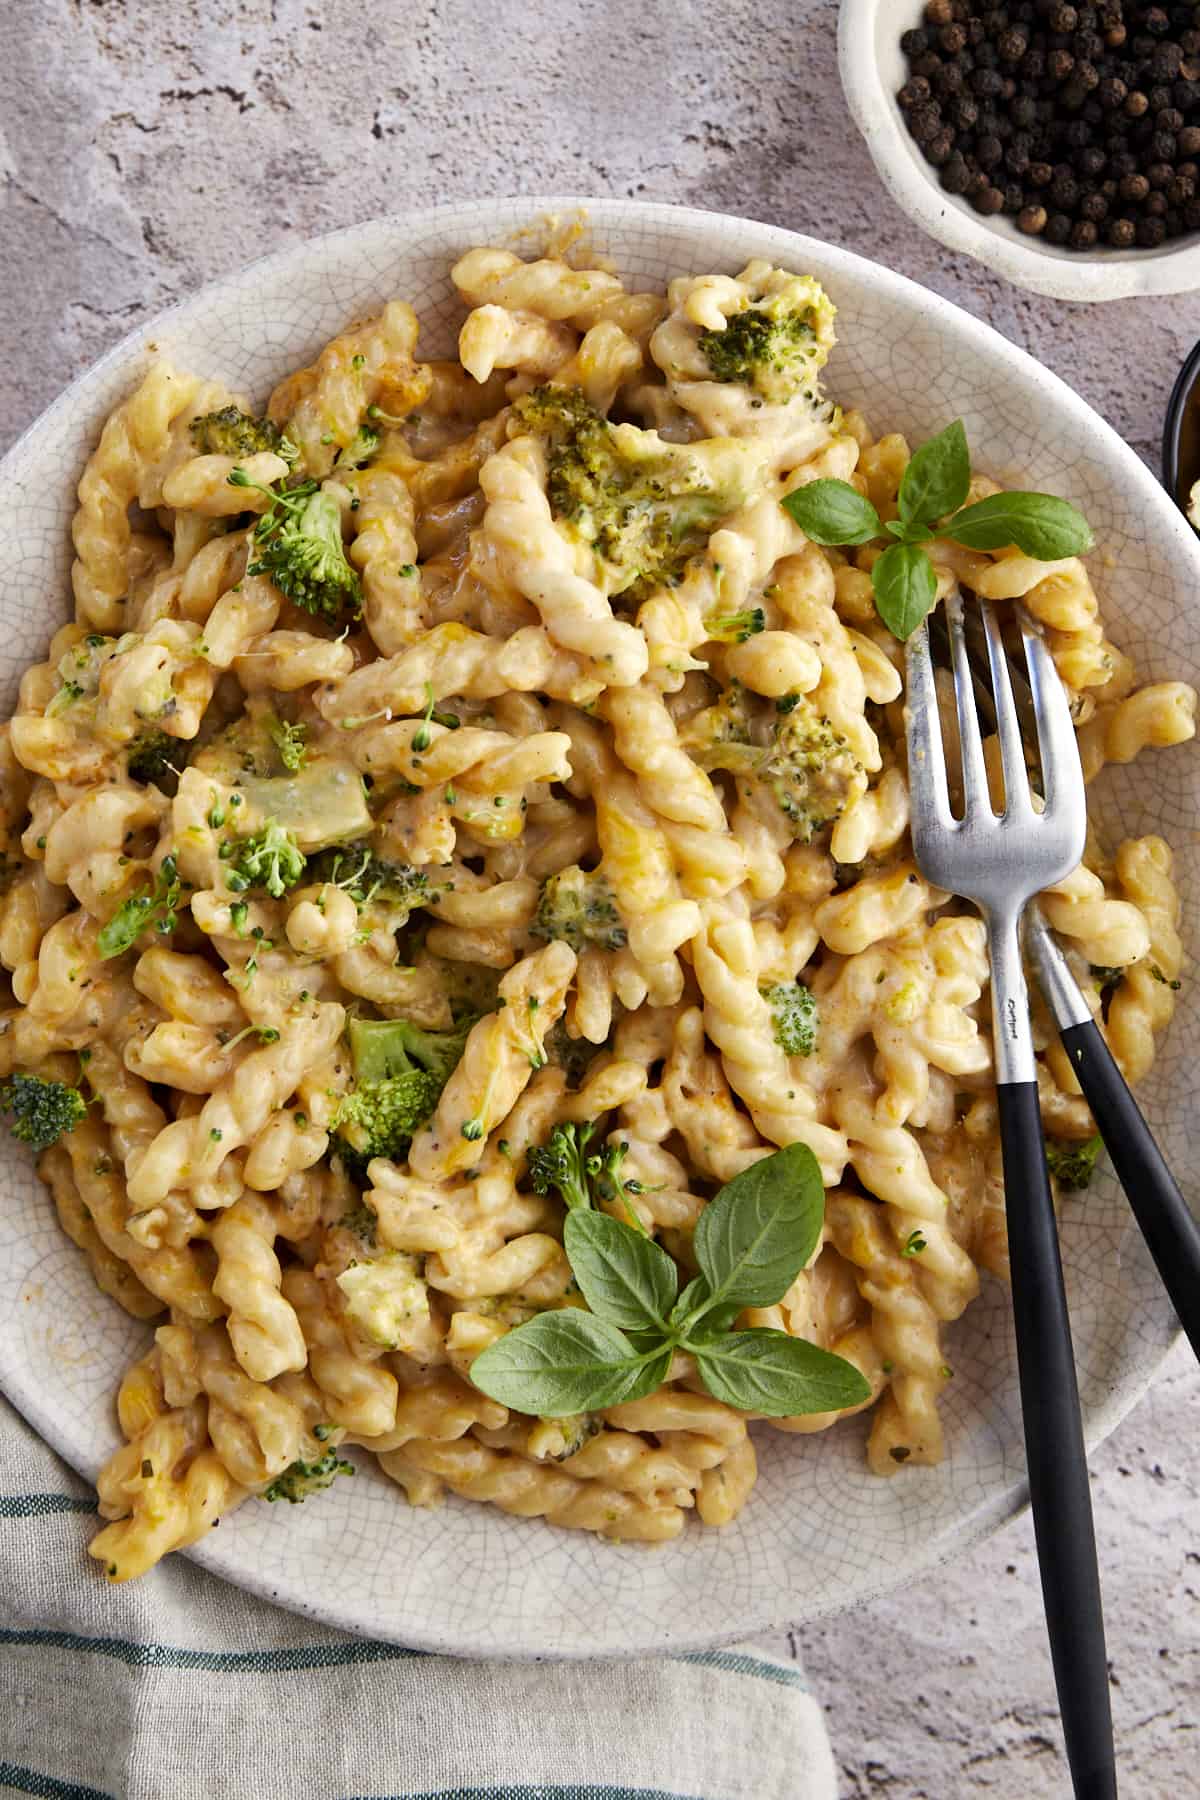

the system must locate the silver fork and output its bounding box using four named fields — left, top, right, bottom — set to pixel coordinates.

left=906, top=591, right=1116, bottom=1800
